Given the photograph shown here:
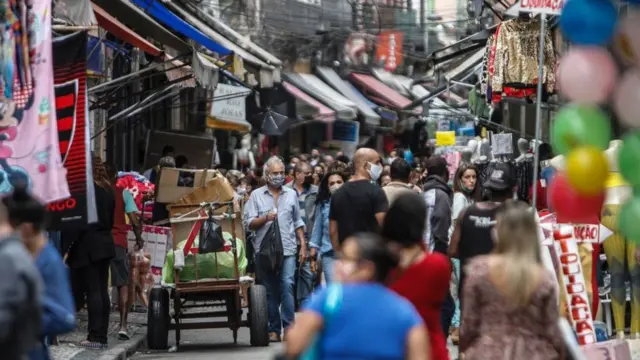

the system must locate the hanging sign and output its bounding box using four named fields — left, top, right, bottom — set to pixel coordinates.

left=208, top=83, right=250, bottom=124
left=435, top=131, right=456, bottom=146
left=375, top=30, right=403, bottom=72
left=518, top=0, right=564, bottom=15
left=553, top=224, right=596, bottom=346
left=323, top=120, right=360, bottom=158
